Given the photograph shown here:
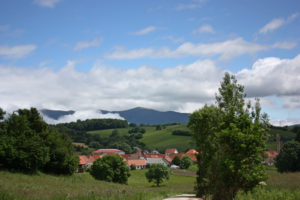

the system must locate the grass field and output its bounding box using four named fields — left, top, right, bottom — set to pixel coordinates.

left=88, top=124, right=196, bottom=153
left=0, top=169, right=195, bottom=200
left=87, top=124, right=296, bottom=153
left=1, top=169, right=300, bottom=200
